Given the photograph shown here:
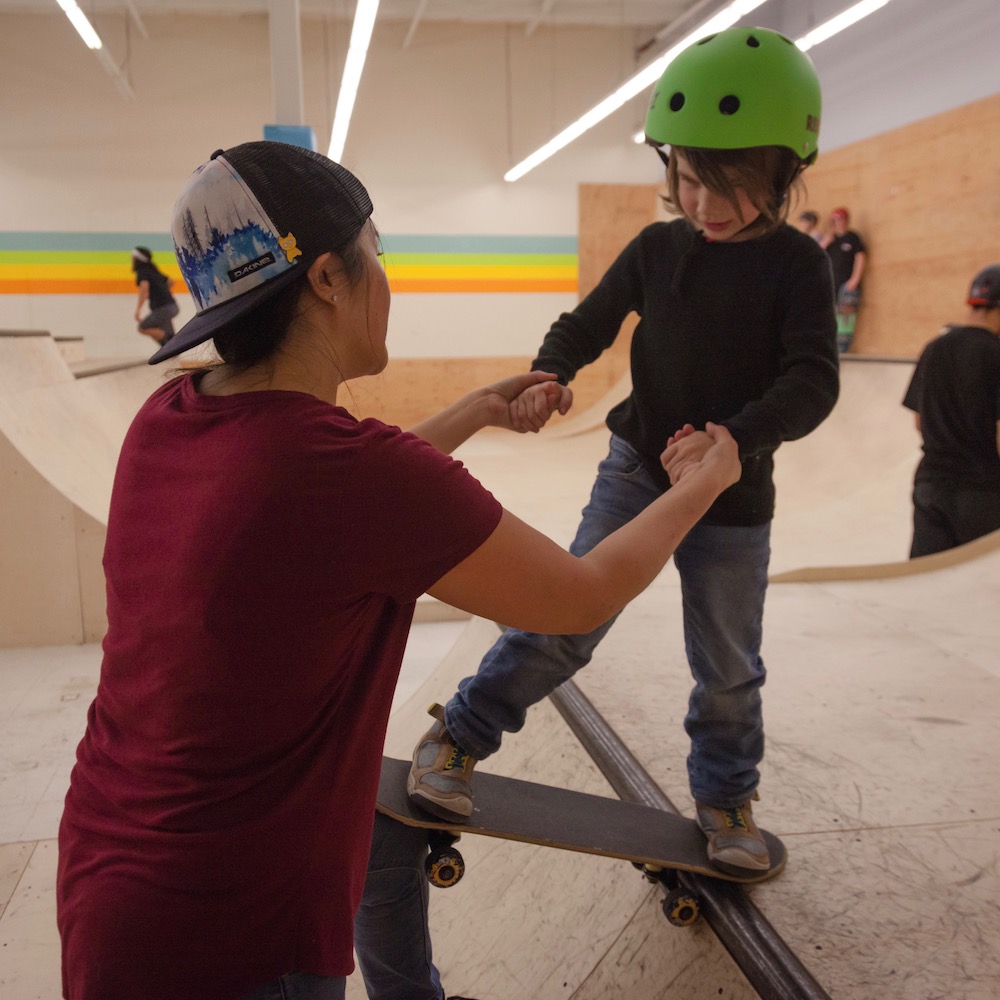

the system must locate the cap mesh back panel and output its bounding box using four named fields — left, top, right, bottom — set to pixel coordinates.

left=224, top=143, right=373, bottom=260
